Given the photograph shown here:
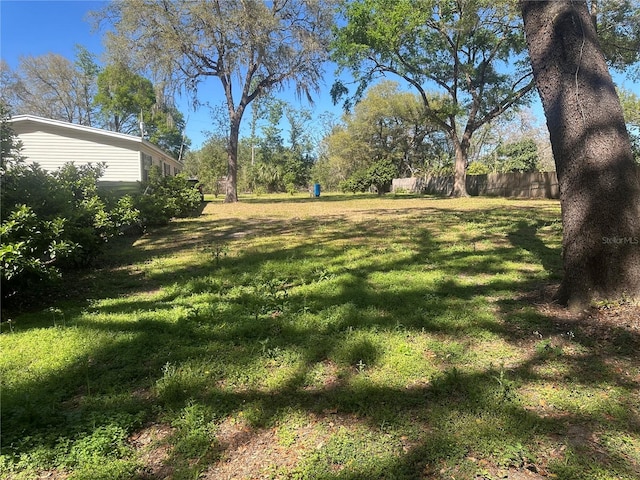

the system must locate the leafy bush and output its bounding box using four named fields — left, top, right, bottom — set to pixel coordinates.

left=0, top=205, right=76, bottom=291
left=340, top=159, right=398, bottom=194
left=0, top=107, right=200, bottom=300
left=135, top=166, right=202, bottom=226
left=498, top=139, right=539, bottom=172
left=53, top=163, right=140, bottom=264
left=340, top=169, right=370, bottom=194
left=1, top=162, right=141, bottom=298
left=467, top=161, right=490, bottom=175
left=367, top=159, right=398, bottom=194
